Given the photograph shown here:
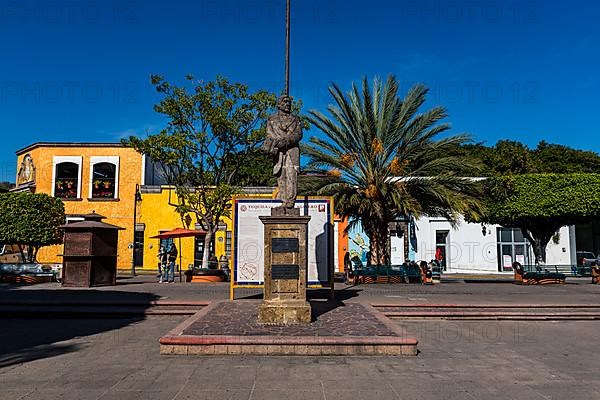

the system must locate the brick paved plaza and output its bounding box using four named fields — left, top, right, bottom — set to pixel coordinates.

left=1, top=277, right=600, bottom=399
